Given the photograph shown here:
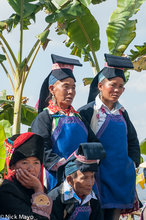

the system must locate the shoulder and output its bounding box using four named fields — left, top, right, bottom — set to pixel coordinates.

left=48, top=184, right=62, bottom=201
left=31, top=109, right=52, bottom=129
left=35, top=109, right=52, bottom=121
left=78, top=101, right=95, bottom=124
left=78, top=101, right=95, bottom=112
left=0, top=179, right=27, bottom=202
